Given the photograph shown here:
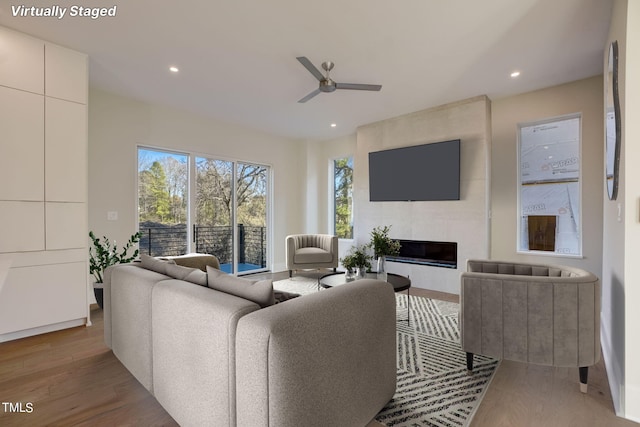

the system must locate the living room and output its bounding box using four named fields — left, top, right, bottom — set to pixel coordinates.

left=1, top=0, right=639, bottom=425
